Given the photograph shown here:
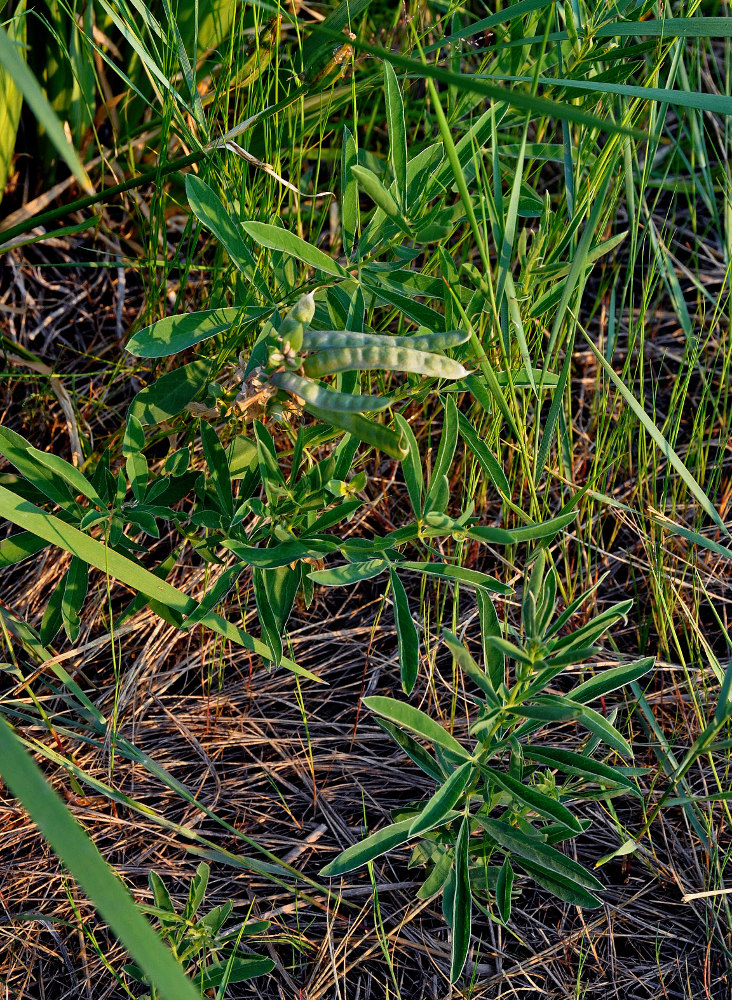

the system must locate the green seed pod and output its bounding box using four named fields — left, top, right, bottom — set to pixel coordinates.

left=303, top=345, right=468, bottom=380
left=302, top=328, right=469, bottom=353
left=278, top=291, right=316, bottom=355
